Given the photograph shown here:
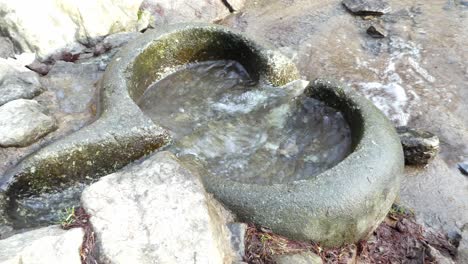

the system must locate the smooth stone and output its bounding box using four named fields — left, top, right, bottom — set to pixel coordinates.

left=342, top=0, right=391, bottom=16
left=458, top=162, right=468, bottom=176
left=81, top=151, right=236, bottom=264
left=0, top=99, right=56, bottom=147
left=273, top=252, right=323, bottom=264
left=42, top=61, right=101, bottom=114
left=367, top=25, right=386, bottom=38
left=0, top=225, right=83, bottom=264
left=0, top=37, right=15, bottom=59
left=397, top=126, right=439, bottom=165
left=0, top=59, right=43, bottom=106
